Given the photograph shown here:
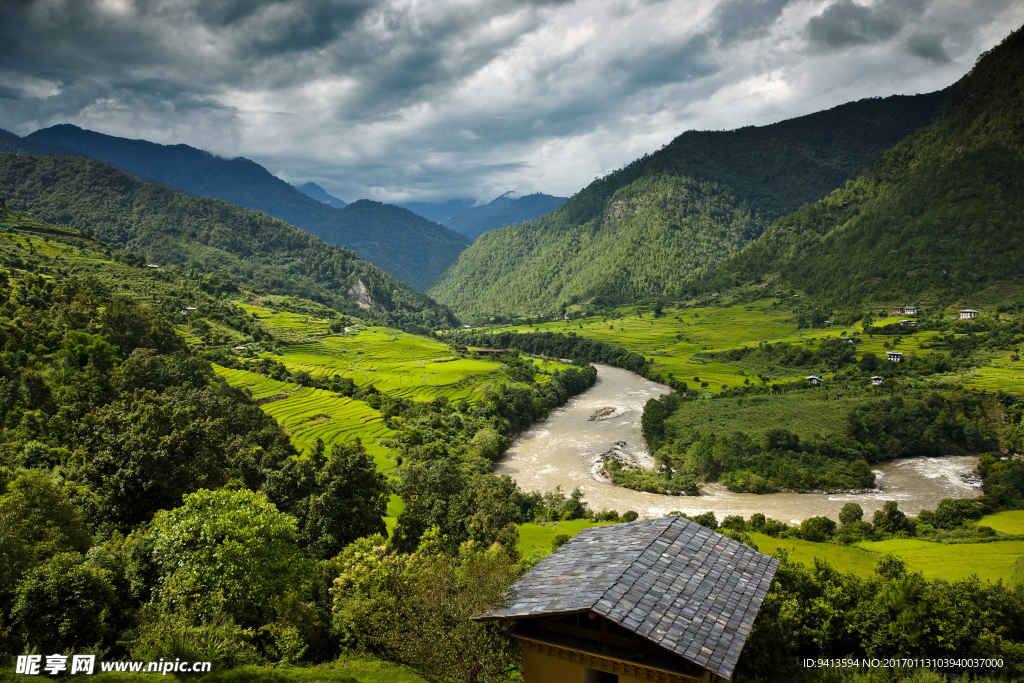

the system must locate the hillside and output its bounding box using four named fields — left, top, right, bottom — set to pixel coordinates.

left=297, top=181, right=347, bottom=208
left=429, top=89, right=949, bottom=316
left=0, top=153, right=458, bottom=327
left=0, top=129, right=92, bottom=159
left=694, top=25, right=1024, bottom=306
left=25, top=125, right=469, bottom=289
